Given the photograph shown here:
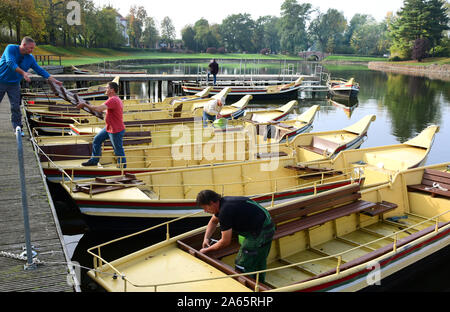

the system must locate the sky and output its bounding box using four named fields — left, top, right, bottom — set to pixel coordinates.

left=94, top=0, right=405, bottom=38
